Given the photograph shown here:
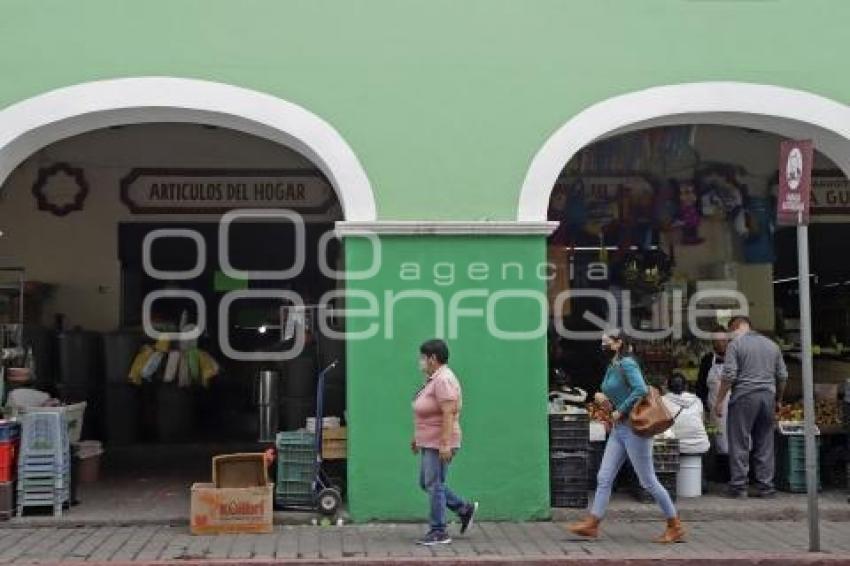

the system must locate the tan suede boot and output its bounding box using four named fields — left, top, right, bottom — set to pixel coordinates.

left=566, top=515, right=601, bottom=539
left=654, top=517, right=686, bottom=543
